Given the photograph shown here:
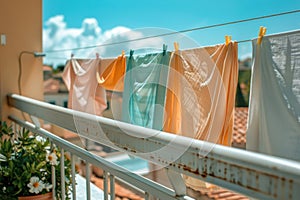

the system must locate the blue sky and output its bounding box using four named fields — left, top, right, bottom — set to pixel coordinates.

left=43, top=0, right=300, bottom=66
